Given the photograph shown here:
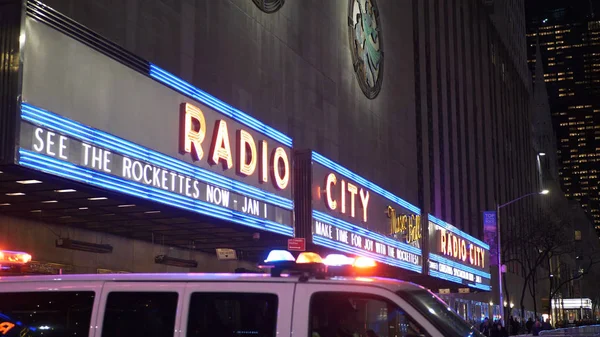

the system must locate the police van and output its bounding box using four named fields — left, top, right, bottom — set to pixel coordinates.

left=0, top=250, right=482, bottom=337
